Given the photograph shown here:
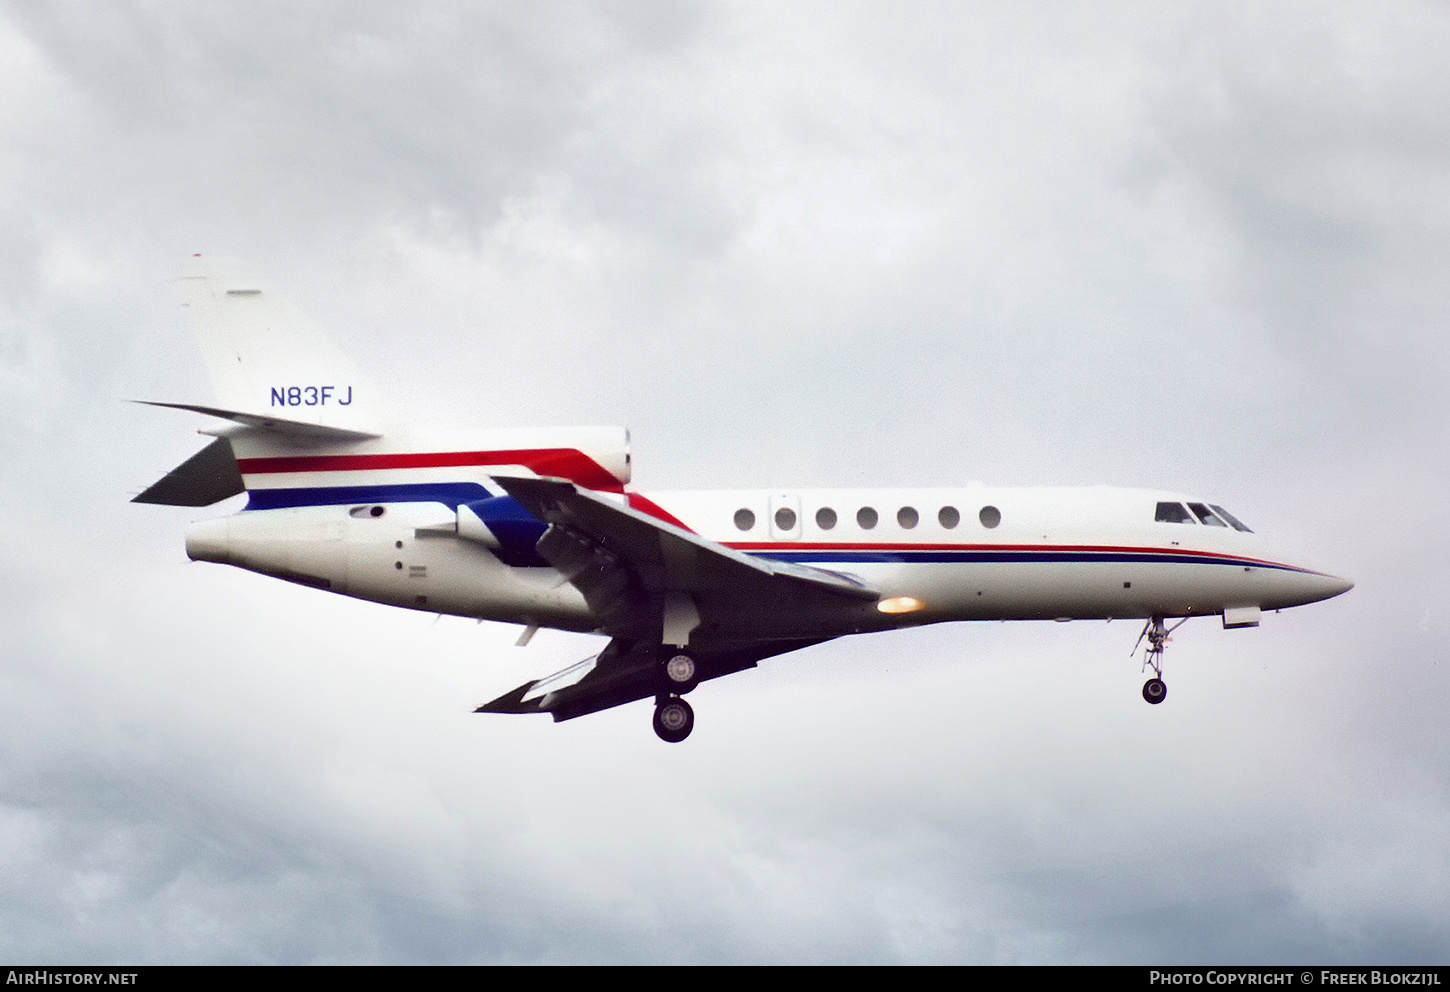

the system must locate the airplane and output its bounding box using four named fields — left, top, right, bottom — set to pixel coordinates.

left=135, top=257, right=1353, bottom=742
